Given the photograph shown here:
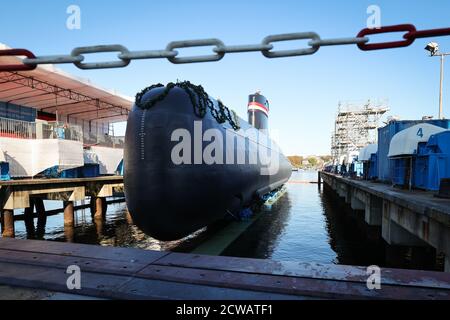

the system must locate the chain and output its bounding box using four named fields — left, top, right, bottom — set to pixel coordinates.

left=135, top=81, right=240, bottom=130
left=1, top=24, right=449, bottom=72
